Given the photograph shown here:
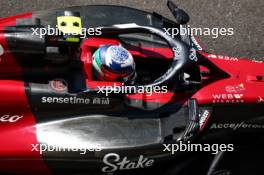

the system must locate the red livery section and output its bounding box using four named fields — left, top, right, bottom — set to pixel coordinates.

left=0, top=12, right=52, bottom=175
left=0, top=2, right=263, bottom=175
left=194, top=52, right=264, bottom=105
left=0, top=81, right=51, bottom=175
